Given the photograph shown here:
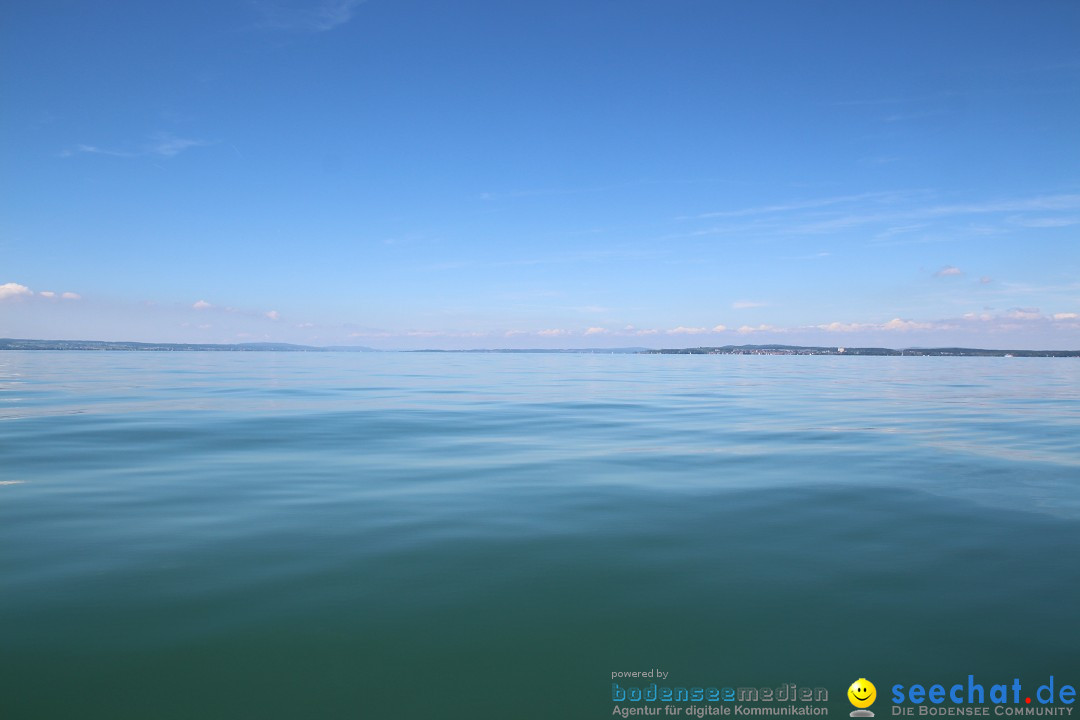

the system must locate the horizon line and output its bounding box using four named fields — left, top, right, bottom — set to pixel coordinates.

left=2, top=337, right=1078, bottom=355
